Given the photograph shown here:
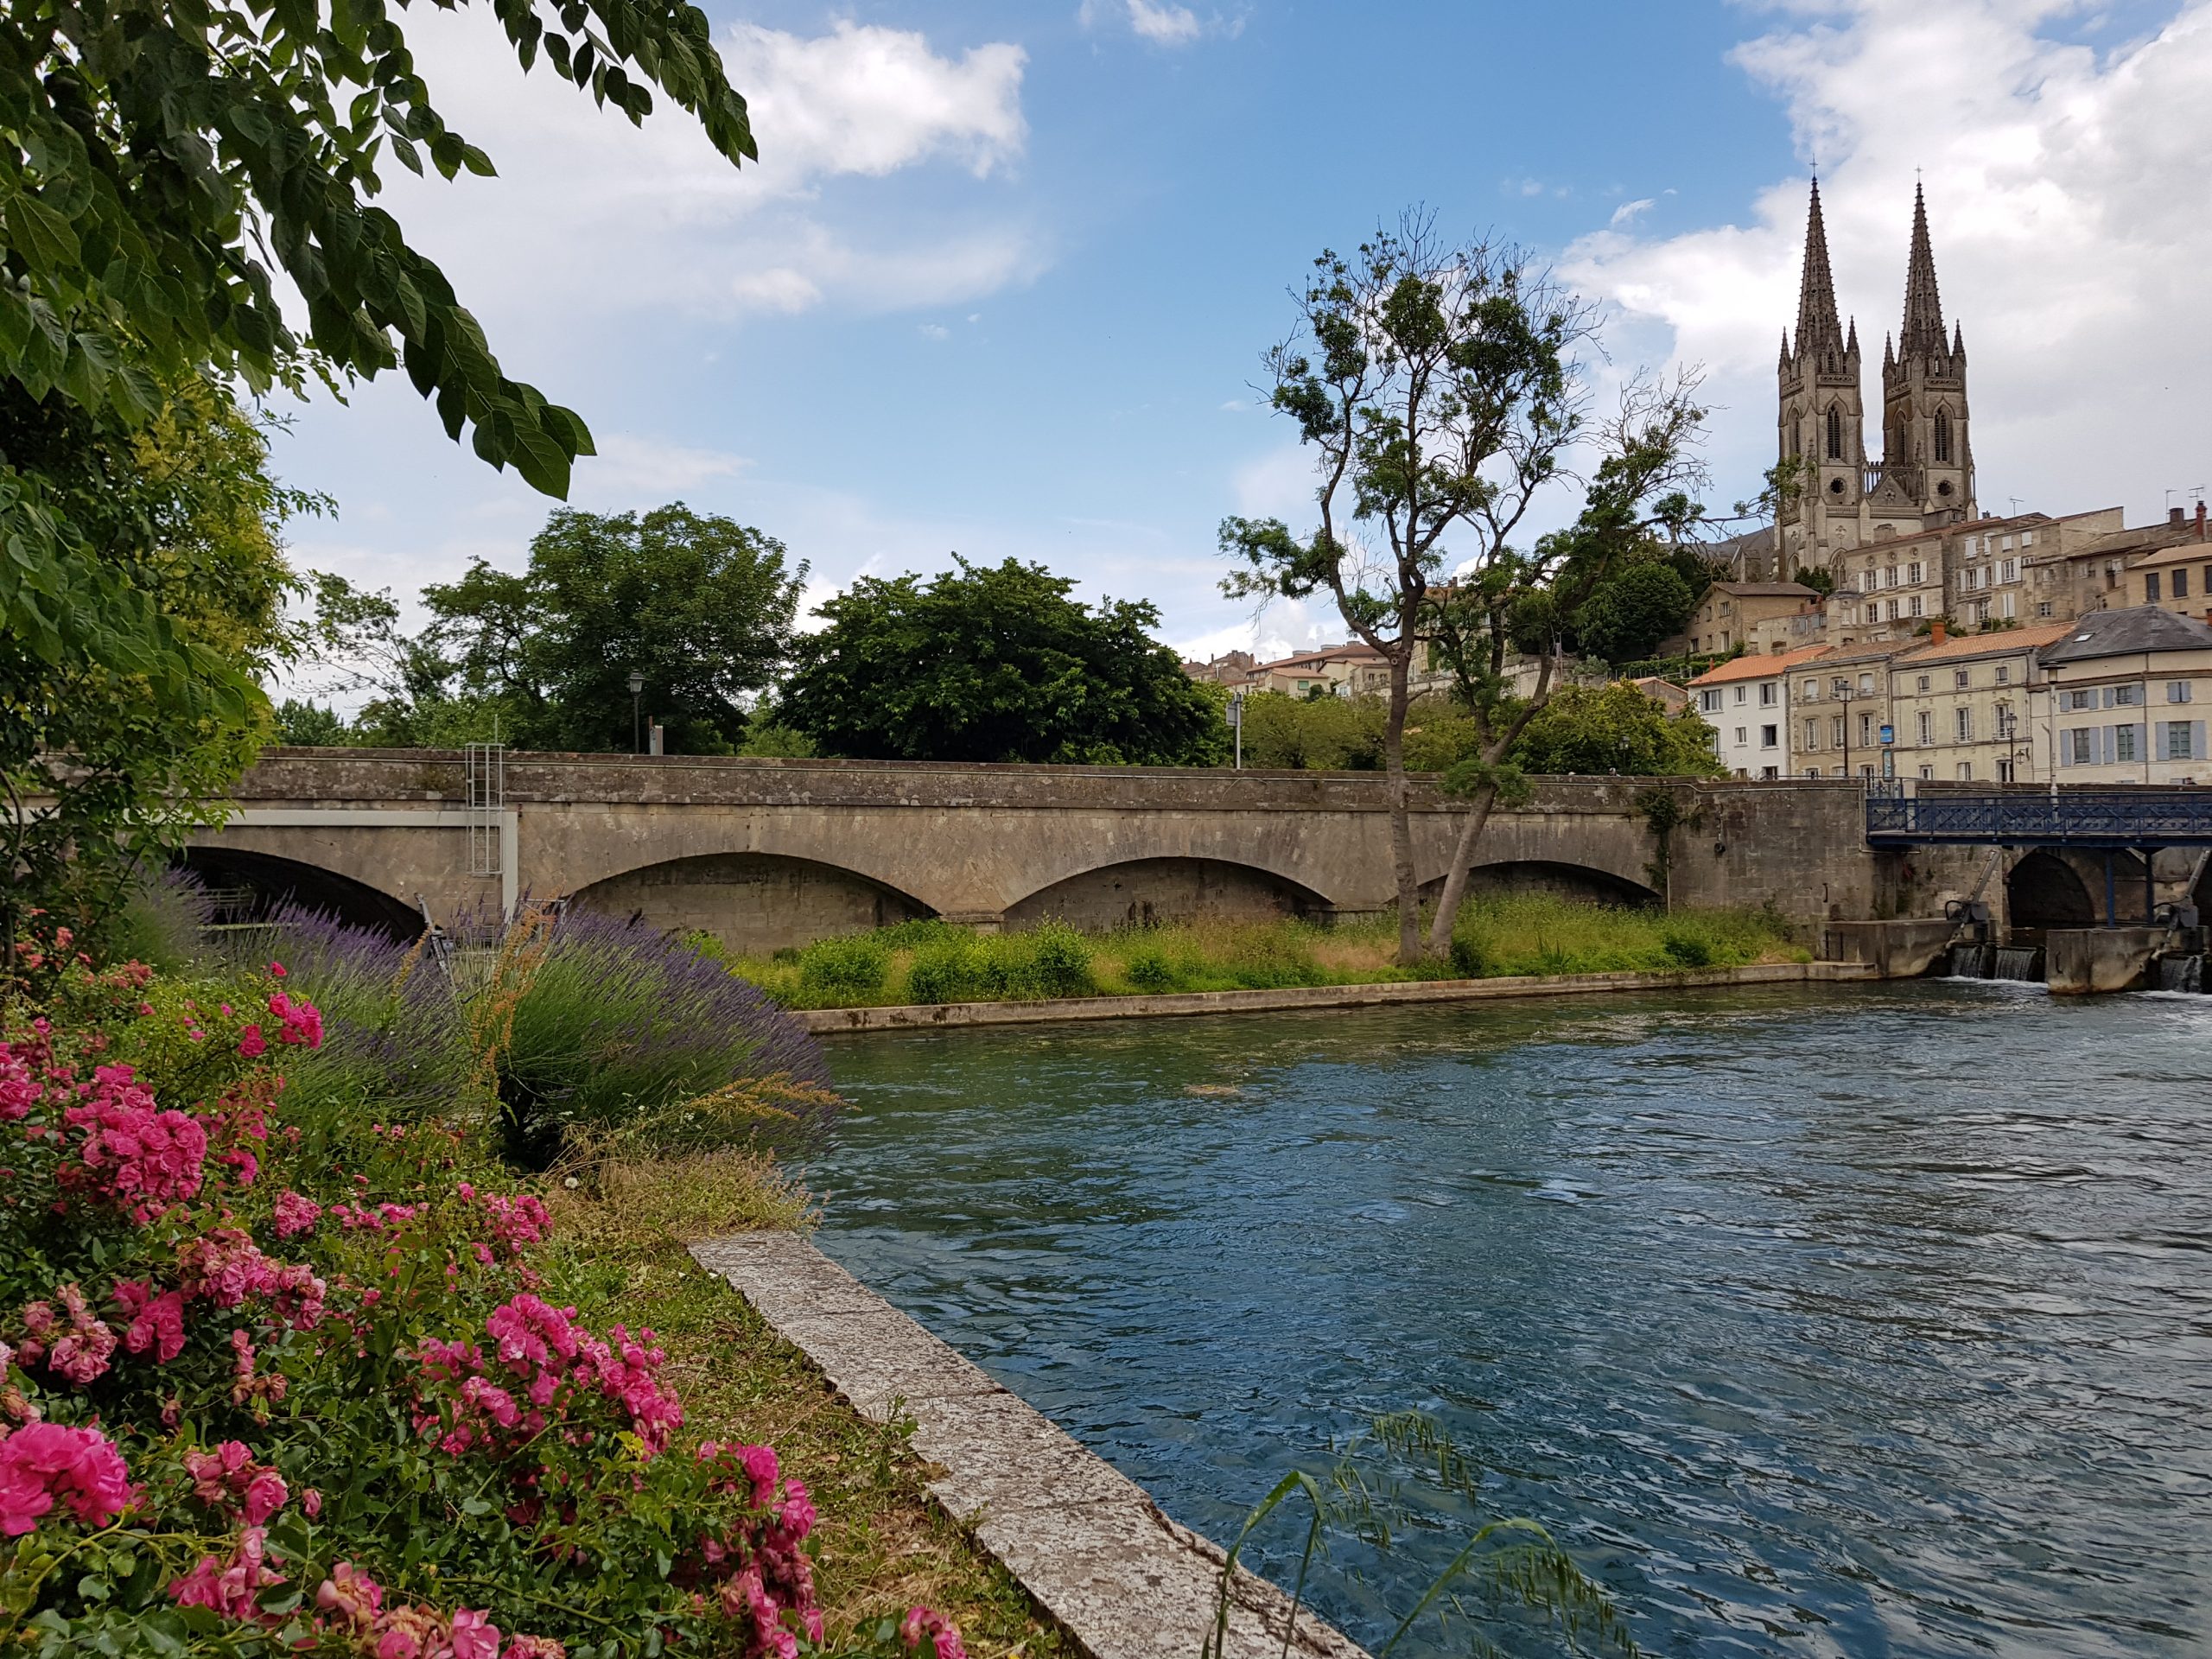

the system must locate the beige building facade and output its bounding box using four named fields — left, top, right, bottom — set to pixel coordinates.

left=2034, top=607, right=2212, bottom=785
left=1885, top=621, right=2069, bottom=783
left=1686, top=581, right=1820, bottom=656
